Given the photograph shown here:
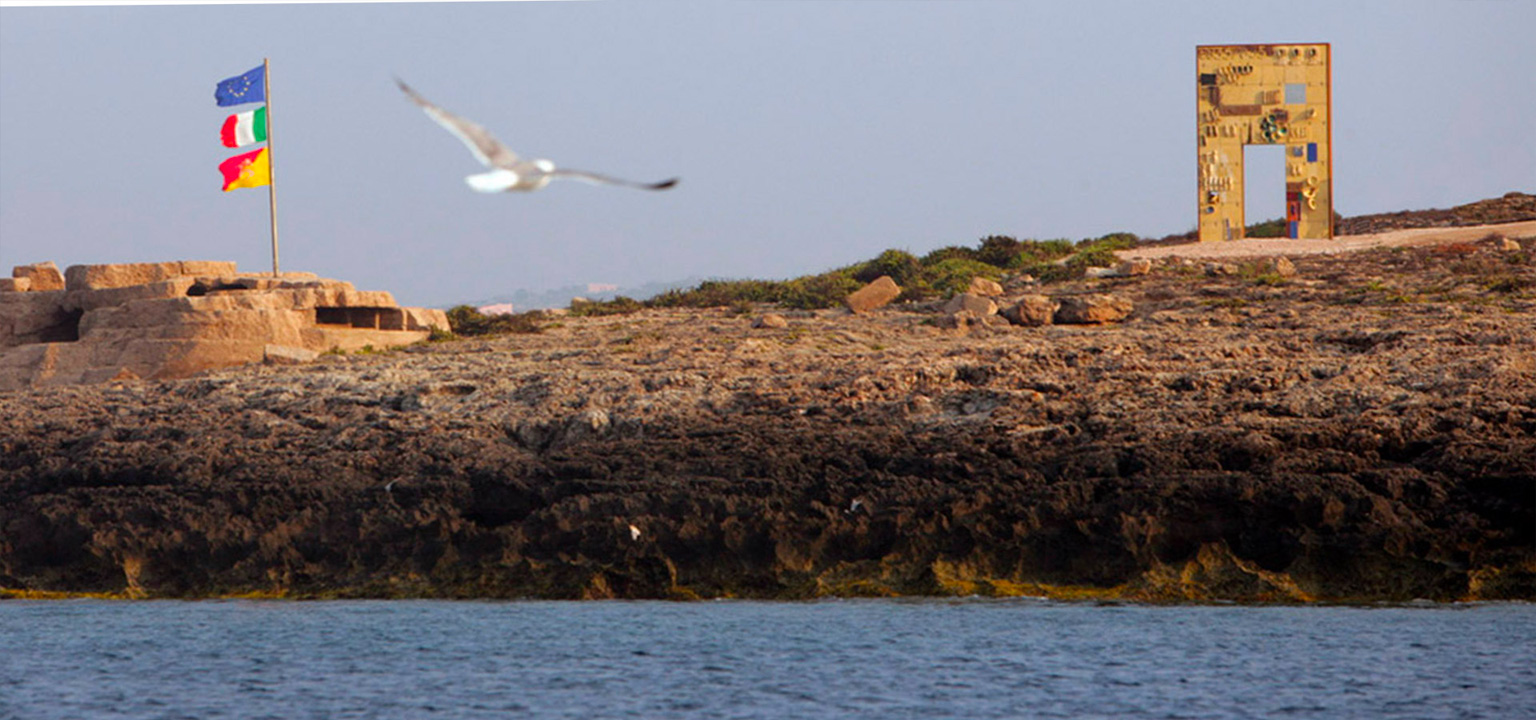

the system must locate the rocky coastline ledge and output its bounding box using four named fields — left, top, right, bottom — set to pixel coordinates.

left=2, top=235, right=1533, bottom=602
